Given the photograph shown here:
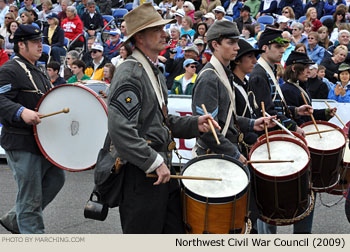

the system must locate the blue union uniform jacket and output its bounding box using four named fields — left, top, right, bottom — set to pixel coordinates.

left=0, top=54, right=52, bottom=154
